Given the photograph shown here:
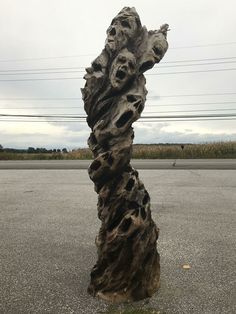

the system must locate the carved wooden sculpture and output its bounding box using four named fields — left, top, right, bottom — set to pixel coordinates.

left=82, top=7, right=168, bottom=303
